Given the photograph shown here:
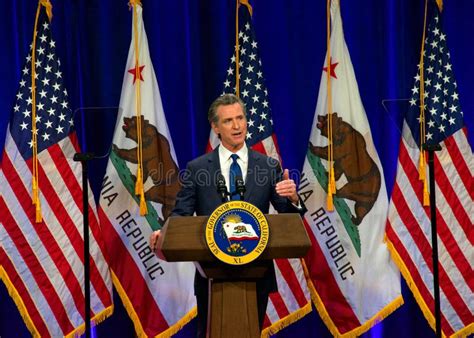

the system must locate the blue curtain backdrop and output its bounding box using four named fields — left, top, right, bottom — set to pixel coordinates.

left=0, top=0, right=472, bottom=337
